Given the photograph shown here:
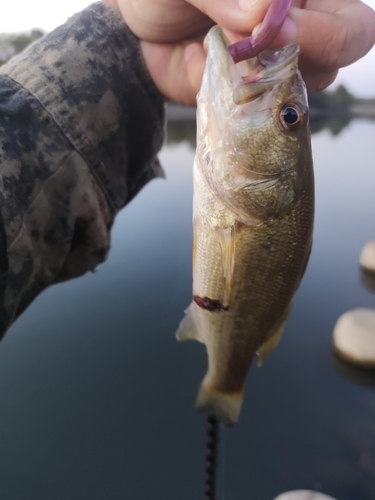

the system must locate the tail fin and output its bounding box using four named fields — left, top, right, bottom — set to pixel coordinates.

left=196, top=381, right=244, bottom=427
